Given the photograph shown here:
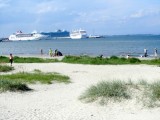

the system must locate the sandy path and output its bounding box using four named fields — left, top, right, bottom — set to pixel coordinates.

left=0, top=63, right=160, bottom=120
